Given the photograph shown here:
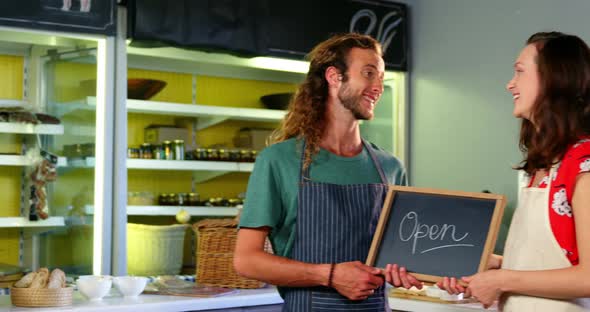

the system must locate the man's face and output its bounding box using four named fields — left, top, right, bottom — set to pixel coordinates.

left=338, top=47, right=385, bottom=120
